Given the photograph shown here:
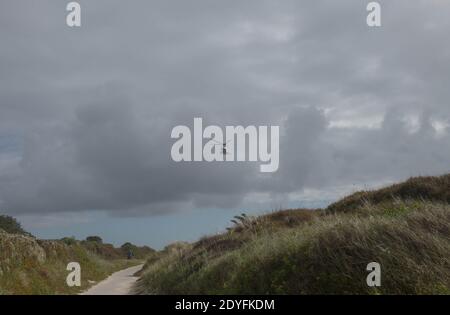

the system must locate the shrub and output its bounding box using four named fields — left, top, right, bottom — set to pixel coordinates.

left=0, top=214, right=32, bottom=236
left=86, top=236, right=103, bottom=243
